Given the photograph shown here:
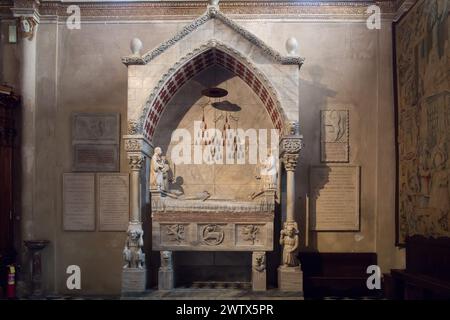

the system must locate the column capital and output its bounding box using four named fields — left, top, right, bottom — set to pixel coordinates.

left=280, top=134, right=303, bottom=171
left=128, top=154, right=146, bottom=171
left=11, top=0, right=41, bottom=40
left=11, top=0, right=40, bottom=20
left=124, top=134, right=153, bottom=158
